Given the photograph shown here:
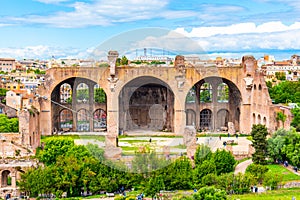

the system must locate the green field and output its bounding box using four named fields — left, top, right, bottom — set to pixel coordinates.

left=229, top=188, right=300, bottom=200
left=266, top=164, right=300, bottom=182
left=41, top=135, right=105, bottom=142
